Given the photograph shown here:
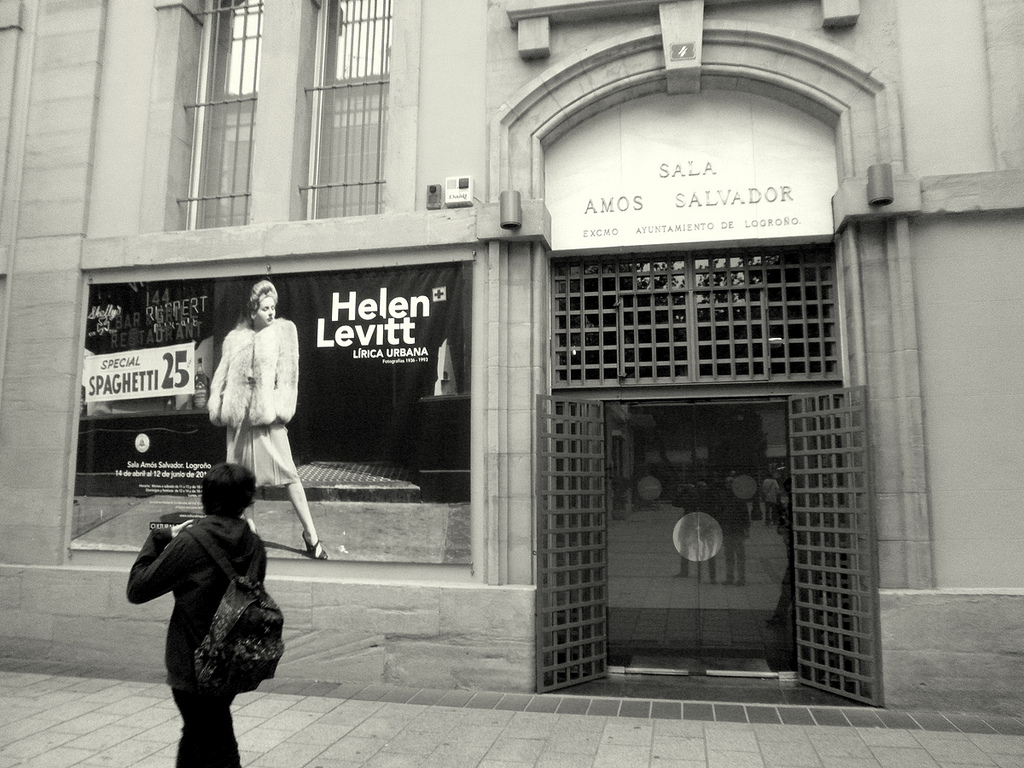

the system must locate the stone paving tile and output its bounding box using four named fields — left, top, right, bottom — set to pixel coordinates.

left=601, top=718, right=655, bottom=747
left=2, top=668, right=1024, bottom=767
left=3, top=729, right=79, bottom=761
left=46, top=711, right=124, bottom=736
left=816, top=758, right=881, bottom=768
left=684, top=702, right=716, bottom=721
left=542, top=728, right=603, bottom=756
left=751, top=722, right=812, bottom=743
left=535, top=752, right=597, bottom=768
left=80, top=738, right=169, bottom=768
left=654, top=719, right=706, bottom=739
left=592, top=741, right=651, bottom=768
left=495, top=693, right=533, bottom=711
left=969, top=734, right=1024, bottom=756
left=870, top=745, right=944, bottom=767
left=859, top=727, right=924, bottom=748
left=238, top=726, right=299, bottom=753
left=807, top=728, right=877, bottom=760
left=524, top=696, right=561, bottom=714
left=779, top=707, right=817, bottom=726
left=757, top=738, right=821, bottom=766
left=420, top=741, right=493, bottom=768
left=11, top=746, right=96, bottom=768
left=651, top=735, right=707, bottom=761
left=705, top=723, right=760, bottom=753
left=746, top=706, right=783, bottom=725
left=811, top=708, right=852, bottom=726
left=588, top=698, right=622, bottom=716
left=706, top=749, right=765, bottom=767
left=556, top=697, right=591, bottom=715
